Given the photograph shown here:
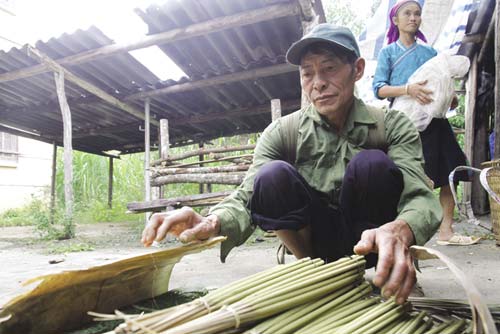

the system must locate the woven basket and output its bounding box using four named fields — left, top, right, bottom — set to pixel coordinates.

left=480, top=160, right=500, bottom=245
